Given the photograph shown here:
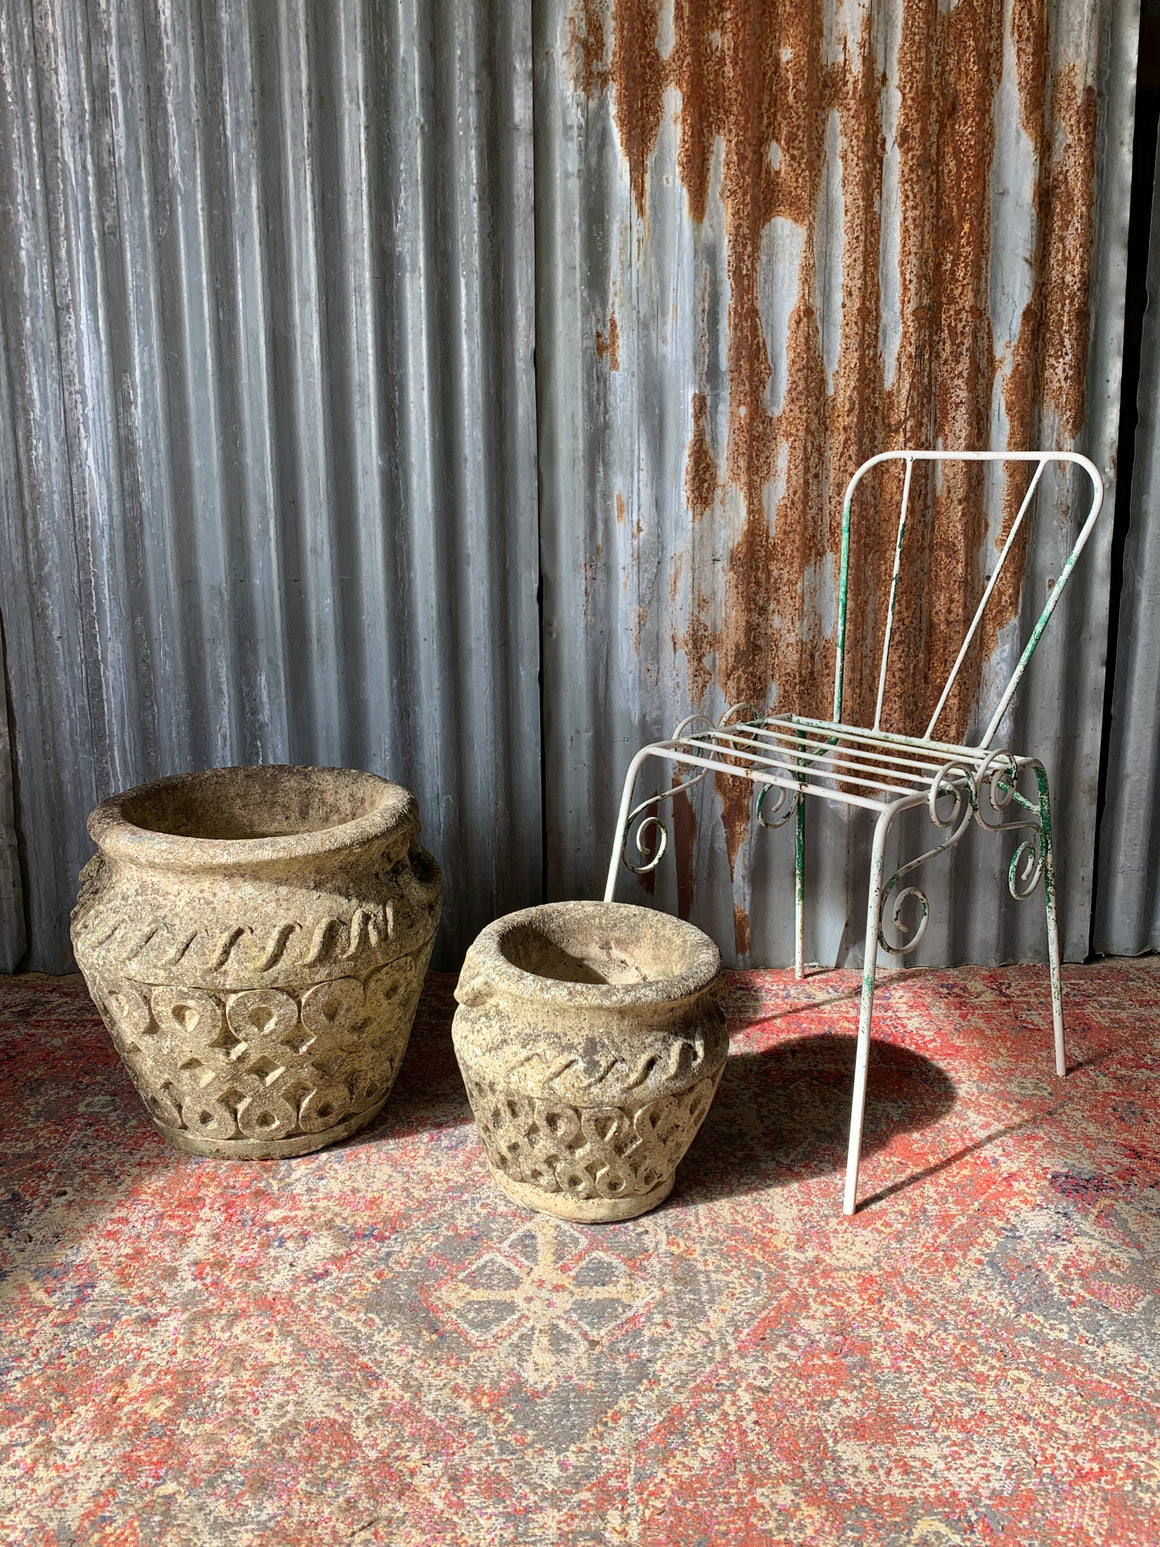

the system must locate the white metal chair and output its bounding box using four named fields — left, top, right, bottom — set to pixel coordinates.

left=605, top=450, right=1105, bottom=1214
